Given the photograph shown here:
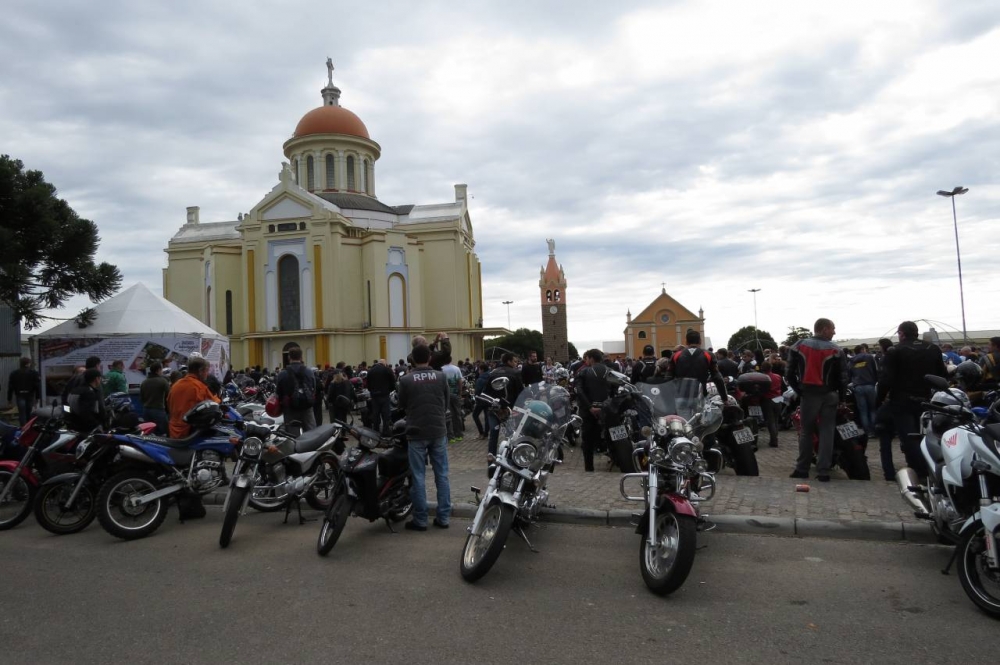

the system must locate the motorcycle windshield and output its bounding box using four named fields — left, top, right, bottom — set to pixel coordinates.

left=509, top=382, right=572, bottom=441
left=636, top=378, right=704, bottom=422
